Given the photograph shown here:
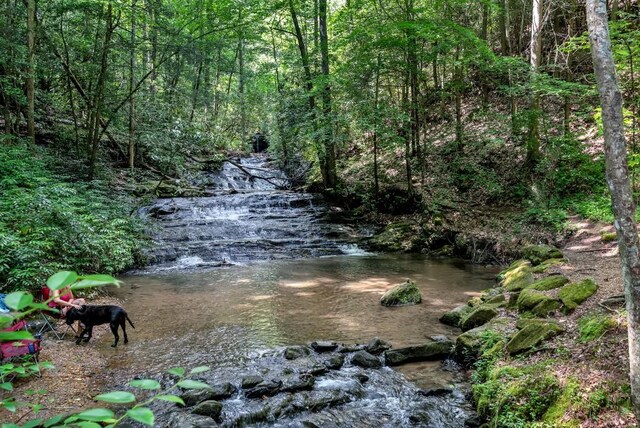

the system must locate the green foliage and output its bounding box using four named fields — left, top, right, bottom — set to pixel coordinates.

left=578, top=313, right=618, bottom=342
left=0, top=144, right=144, bottom=292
